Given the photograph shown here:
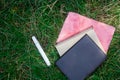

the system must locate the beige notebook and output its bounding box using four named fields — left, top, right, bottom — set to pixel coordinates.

left=55, top=27, right=106, bottom=56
